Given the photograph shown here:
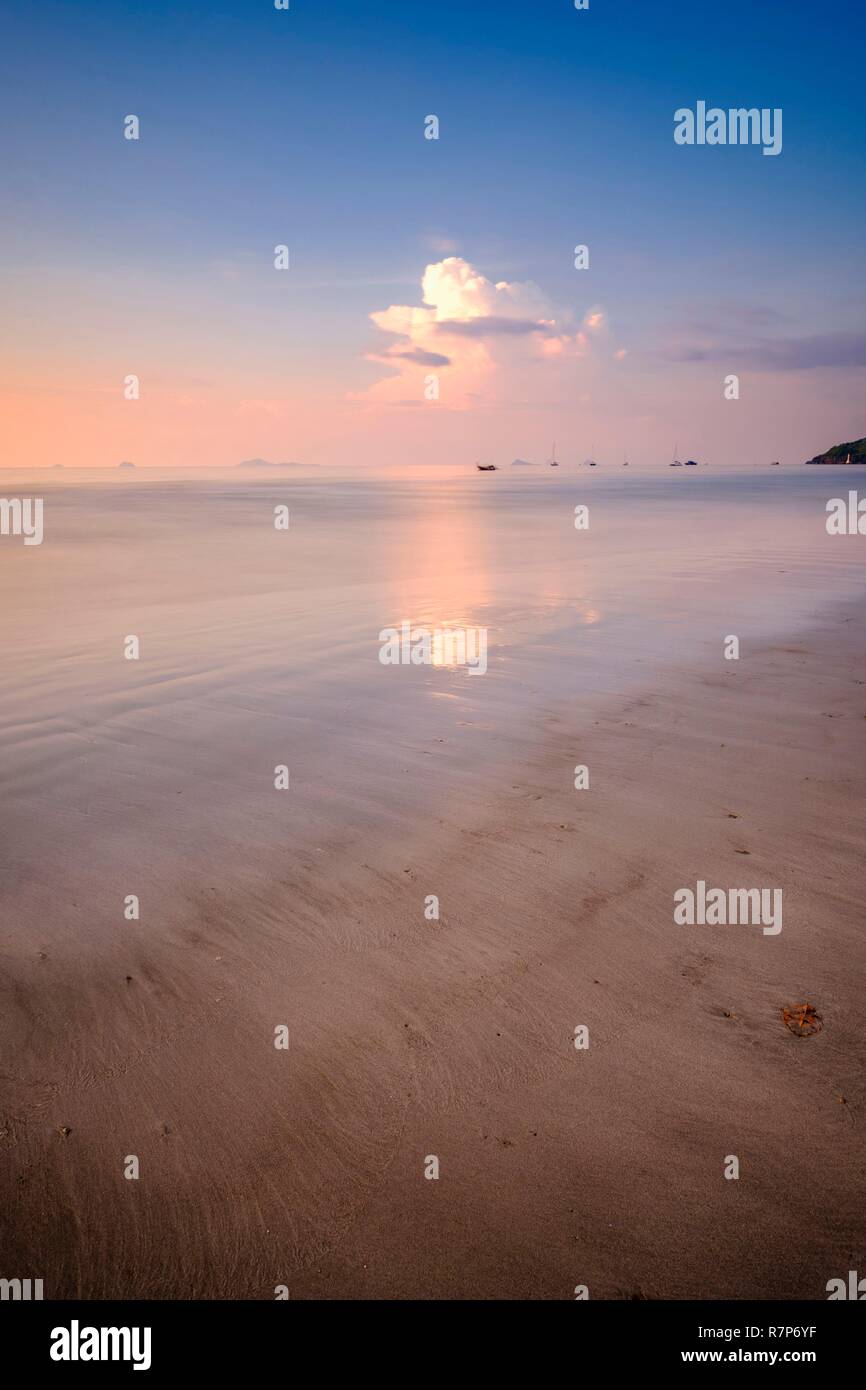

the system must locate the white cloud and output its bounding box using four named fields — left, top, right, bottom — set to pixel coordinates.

left=362, top=257, right=604, bottom=409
